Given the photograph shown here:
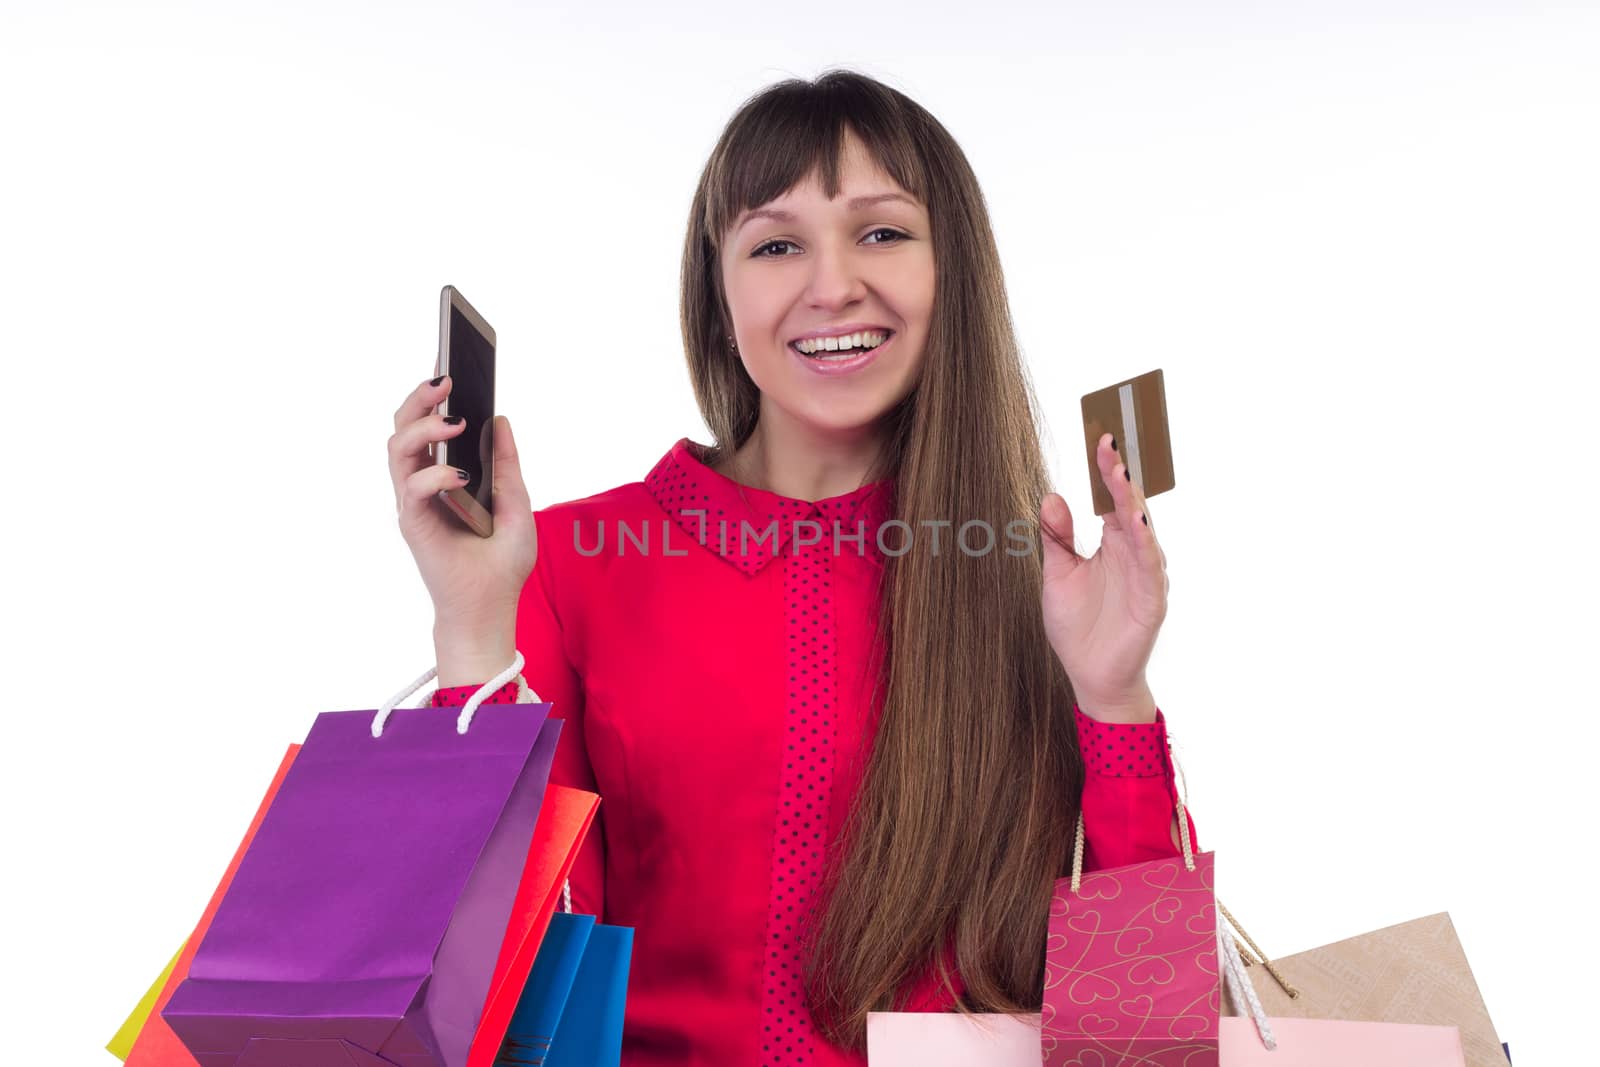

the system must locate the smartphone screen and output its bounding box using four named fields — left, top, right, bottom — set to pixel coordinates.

left=445, top=303, right=495, bottom=515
